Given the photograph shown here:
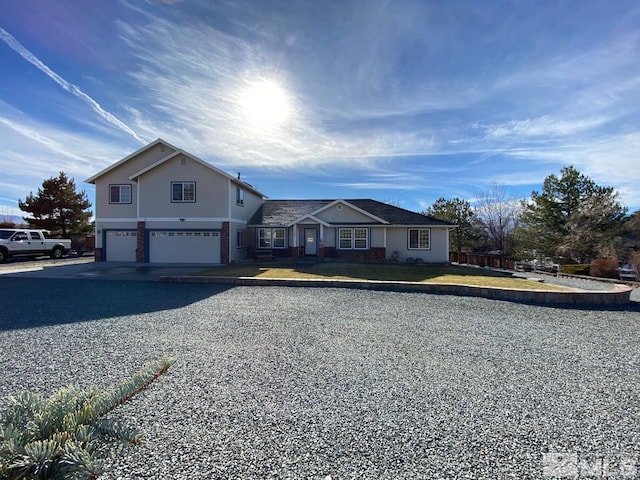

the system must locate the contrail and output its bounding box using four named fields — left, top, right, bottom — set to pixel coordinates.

left=0, top=26, right=146, bottom=145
